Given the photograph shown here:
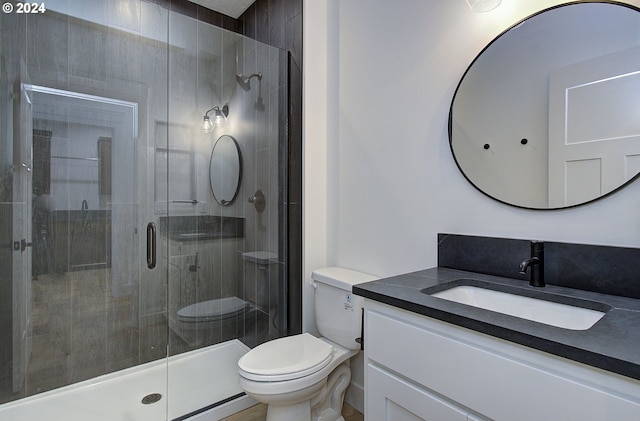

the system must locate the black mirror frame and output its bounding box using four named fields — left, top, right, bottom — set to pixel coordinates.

left=448, top=0, right=640, bottom=210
